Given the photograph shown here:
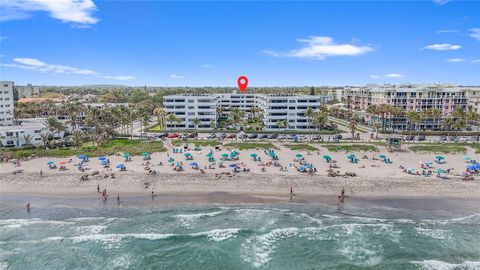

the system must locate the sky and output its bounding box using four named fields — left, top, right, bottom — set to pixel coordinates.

left=0, top=0, right=479, bottom=87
